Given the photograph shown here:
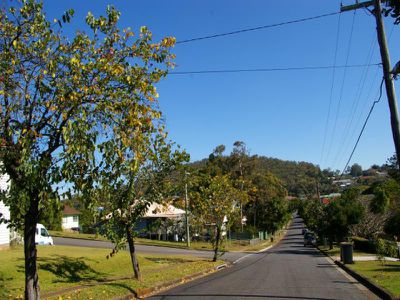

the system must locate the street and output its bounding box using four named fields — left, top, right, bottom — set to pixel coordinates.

left=53, top=237, right=247, bottom=263
left=148, top=216, right=379, bottom=300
